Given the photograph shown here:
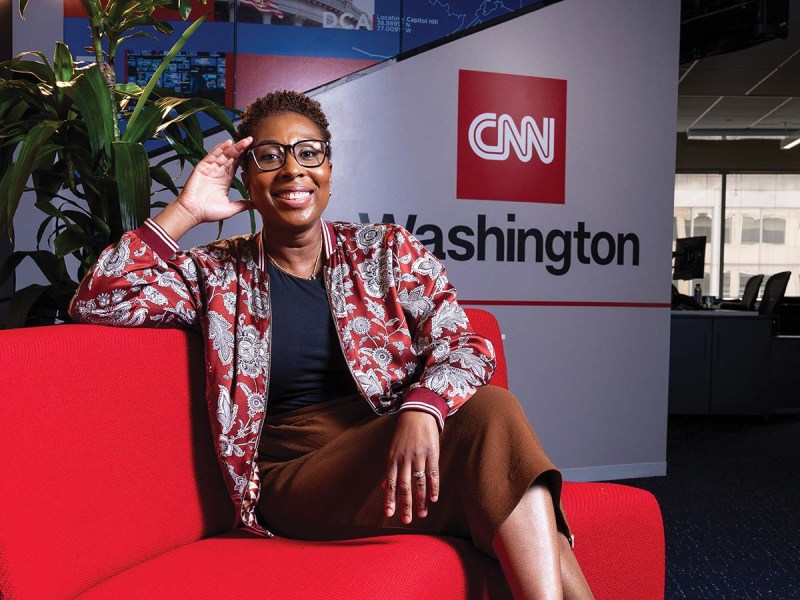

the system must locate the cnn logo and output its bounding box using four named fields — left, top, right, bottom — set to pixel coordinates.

left=457, top=70, right=567, bottom=204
